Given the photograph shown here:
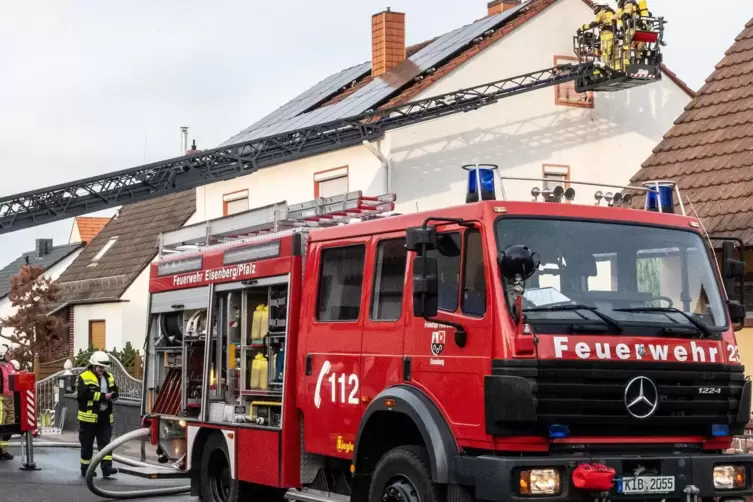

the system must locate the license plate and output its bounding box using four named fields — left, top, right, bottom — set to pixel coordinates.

left=617, top=476, right=675, bottom=494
